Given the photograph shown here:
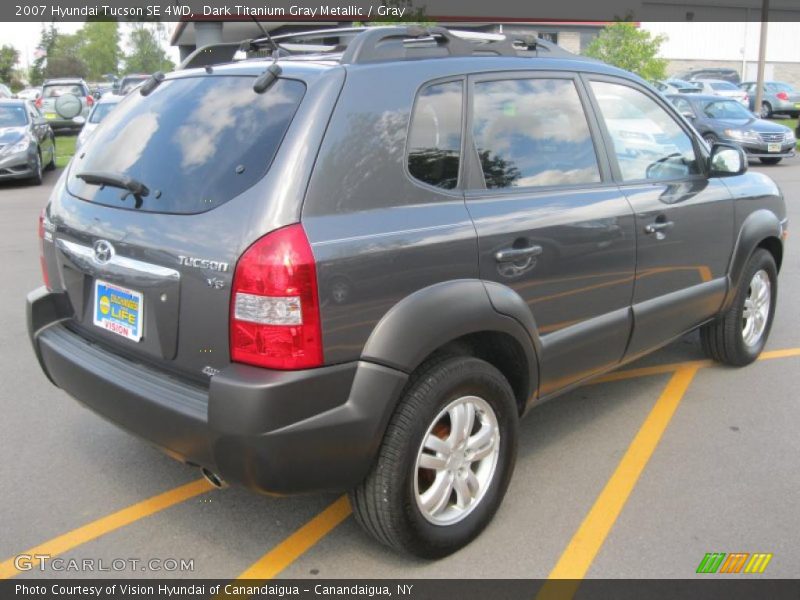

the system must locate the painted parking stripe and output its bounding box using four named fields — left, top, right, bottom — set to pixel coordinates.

left=0, top=479, right=214, bottom=579
left=539, top=366, right=699, bottom=596
left=233, top=495, right=352, bottom=580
